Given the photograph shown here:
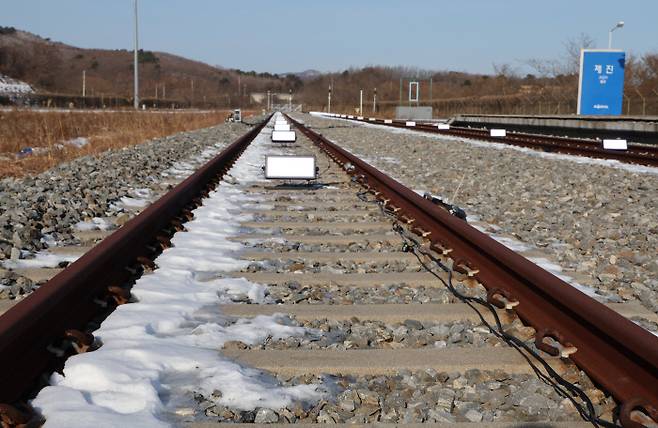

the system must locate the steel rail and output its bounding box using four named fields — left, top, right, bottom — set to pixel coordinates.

left=341, top=115, right=658, bottom=168
left=288, top=114, right=658, bottom=427
left=0, top=115, right=271, bottom=404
